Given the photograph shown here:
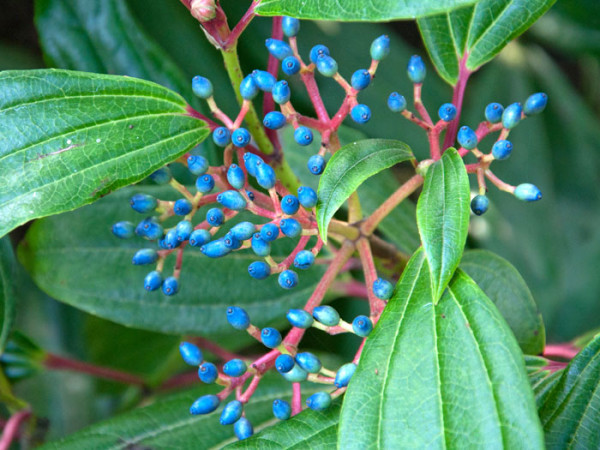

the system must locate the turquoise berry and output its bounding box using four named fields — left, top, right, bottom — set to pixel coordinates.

left=309, top=44, right=330, bottom=64
left=251, top=70, right=277, bottom=92
left=312, top=305, right=340, bottom=326
left=132, top=248, right=158, bottom=265
left=351, top=69, right=371, bottom=91
left=502, top=102, right=523, bottom=129
left=297, top=186, right=317, bottom=208
left=407, top=55, right=426, bottom=83
left=226, top=306, right=250, bottom=330
left=281, top=195, right=299, bottom=215
left=187, top=155, right=209, bottom=175
left=217, top=190, right=247, bottom=210
left=135, top=217, right=163, bottom=241
left=334, top=363, right=357, bottom=388
left=281, top=16, right=300, bottom=37
left=370, top=35, right=390, bottom=61
left=149, top=167, right=172, bottom=184
left=286, top=309, right=314, bottom=328
left=261, top=327, right=282, bottom=348
left=316, top=54, right=338, bottom=77
left=176, top=220, right=193, bottom=242
left=198, top=362, right=218, bottom=384
left=373, top=278, right=393, bottom=300
left=220, top=400, right=243, bottom=426
left=272, top=399, right=292, bottom=420
left=230, top=222, right=256, bottom=241
left=231, top=128, right=251, bottom=148
left=189, top=229, right=211, bottom=247
left=192, top=75, right=213, bottom=99
left=163, top=228, right=180, bottom=249
left=112, top=221, right=135, bottom=239
left=457, top=125, right=478, bottom=150
left=251, top=233, right=271, bottom=256
left=263, top=111, right=287, bottom=129
left=248, top=261, right=271, bottom=279
left=514, top=183, right=542, bottom=202
left=387, top=92, right=407, bottom=112
left=130, top=193, right=157, bottom=213
left=174, top=199, right=192, bottom=216
left=485, top=102, right=504, bottom=123
left=260, top=223, right=280, bottom=242
left=524, top=92, right=548, bottom=116
left=470, top=195, right=489, bottom=215
left=212, top=127, right=231, bottom=147
left=234, top=418, right=253, bottom=440
left=190, top=394, right=220, bottom=415
left=293, top=250, right=314, bottom=270
left=265, top=38, right=293, bottom=60
left=281, top=364, right=308, bottom=382
left=255, top=161, right=277, bottom=189
left=295, top=352, right=321, bottom=373
left=223, top=232, right=242, bottom=249
left=227, top=164, right=245, bottom=189
left=282, top=56, right=301, bottom=75
left=240, top=74, right=259, bottom=100
left=179, top=341, right=203, bottom=366
left=438, top=103, right=457, bottom=122
left=200, top=239, right=231, bottom=258
left=275, top=354, right=295, bottom=373
left=279, top=218, right=302, bottom=237
left=243, top=152, right=264, bottom=177
left=278, top=270, right=298, bottom=289
left=307, top=154, right=325, bottom=175
left=306, top=392, right=331, bottom=411
left=223, top=359, right=247, bottom=377
left=196, top=174, right=215, bottom=193
left=492, top=140, right=513, bottom=160
left=162, top=277, right=179, bottom=296
left=272, top=80, right=291, bottom=104
left=294, top=126, right=313, bottom=146
left=352, top=315, right=373, bottom=337
left=206, top=207, right=225, bottom=227
left=351, top=104, right=371, bottom=124
left=144, top=270, right=163, bottom=291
